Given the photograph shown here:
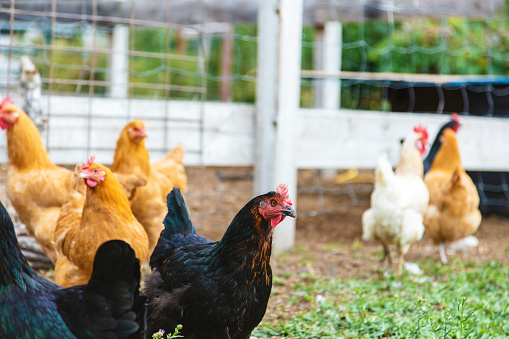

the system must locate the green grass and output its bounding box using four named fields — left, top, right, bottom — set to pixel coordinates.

left=254, top=259, right=509, bottom=338
left=322, top=243, right=341, bottom=252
